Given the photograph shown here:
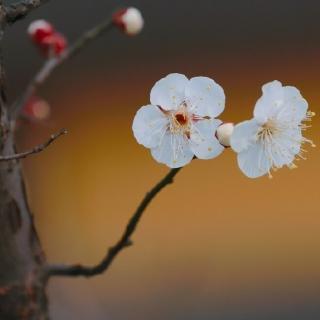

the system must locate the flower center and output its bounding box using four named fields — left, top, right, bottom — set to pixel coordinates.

left=175, top=113, right=188, bottom=125
left=257, top=120, right=278, bottom=141
left=168, top=103, right=191, bottom=136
